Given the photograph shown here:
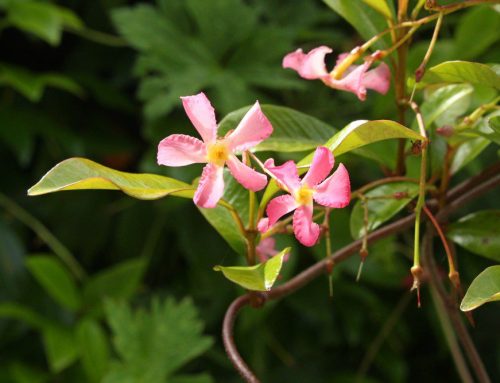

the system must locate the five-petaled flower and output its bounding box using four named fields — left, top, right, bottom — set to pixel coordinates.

left=258, top=147, right=351, bottom=247
left=157, top=92, right=272, bottom=208
left=283, top=46, right=390, bottom=101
